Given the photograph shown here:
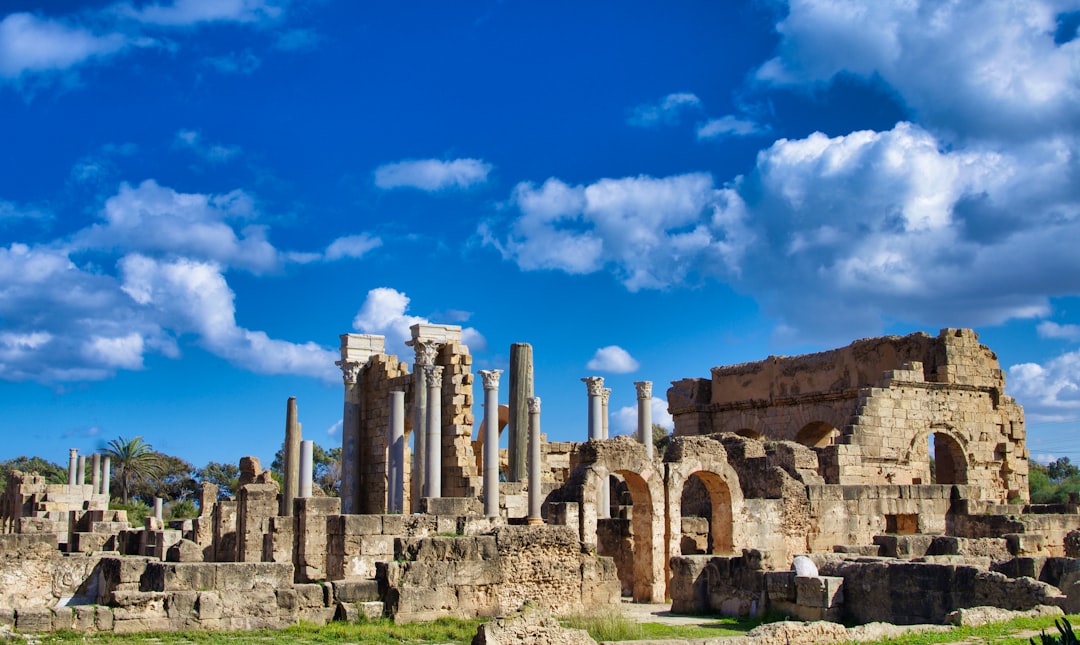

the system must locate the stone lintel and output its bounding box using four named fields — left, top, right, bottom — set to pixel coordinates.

left=407, top=323, right=462, bottom=346
left=339, top=333, right=386, bottom=363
